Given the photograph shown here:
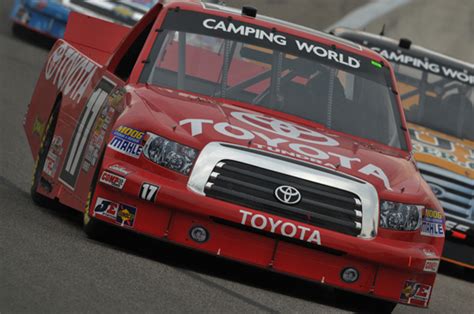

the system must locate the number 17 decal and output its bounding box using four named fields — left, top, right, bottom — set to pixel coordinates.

left=140, top=183, right=160, bottom=202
